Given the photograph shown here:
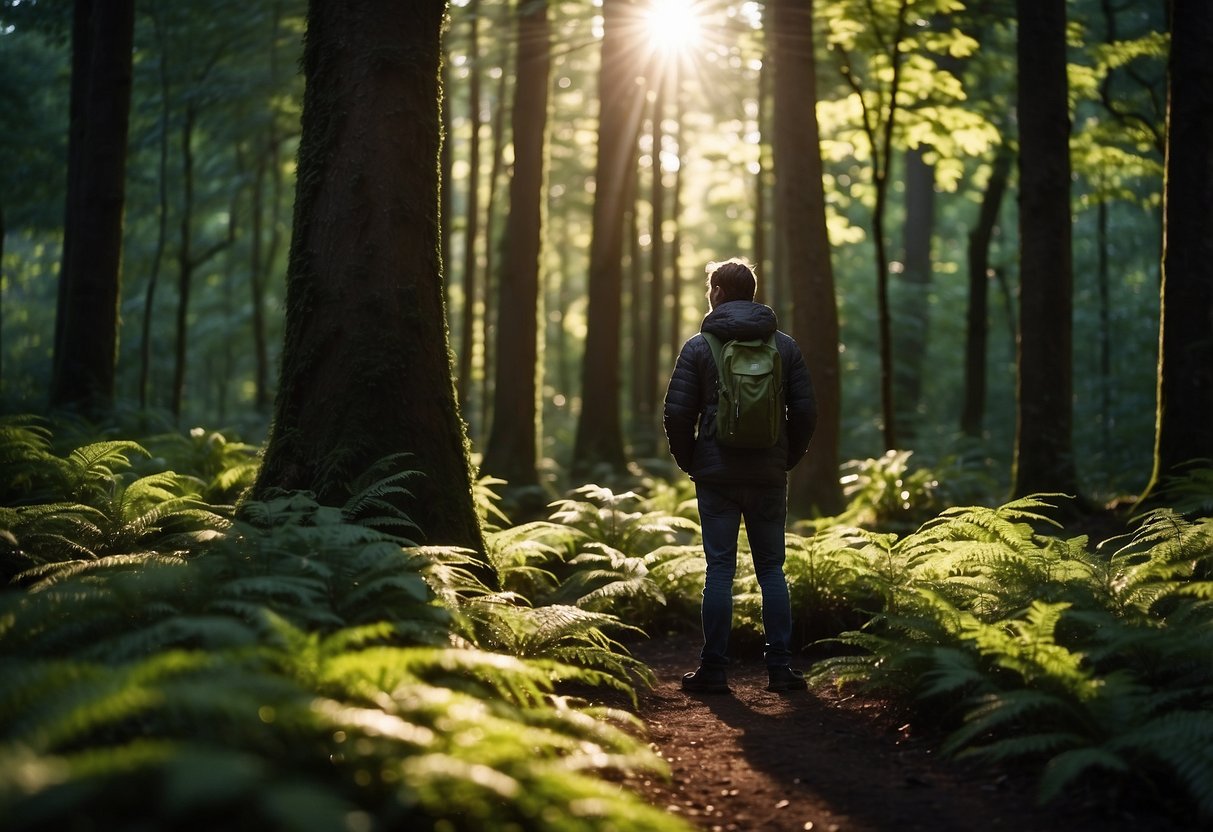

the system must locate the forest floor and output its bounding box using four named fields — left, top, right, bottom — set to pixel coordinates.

left=619, top=634, right=1195, bottom=832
